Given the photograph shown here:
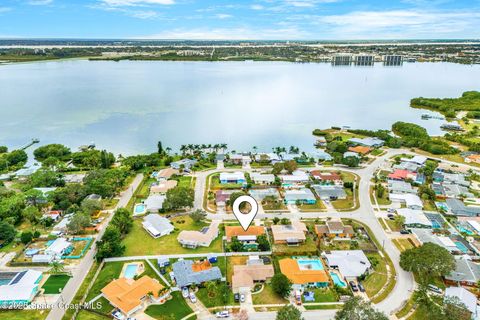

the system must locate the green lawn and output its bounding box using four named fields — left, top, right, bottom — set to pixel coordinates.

left=196, top=285, right=237, bottom=308
left=0, top=310, right=48, bottom=320
left=42, top=274, right=71, bottom=294
left=273, top=236, right=318, bottom=255
left=86, top=262, right=123, bottom=301
left=362, top=253, right=388, bottom=299
left=298, top=201, right=326, bottom=212
left=145, top=292, right=194, bottom=320
left=304, top=304, right=343, bottom=310
left=332, top=188, right=356, bottom=210
left=122, top=216, right=224, bottom=256
left=302, top=288, right=338, bottom=303
left=76, top=310, right=111, bottom=320
left=252, top=283, right=288, bottom=305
